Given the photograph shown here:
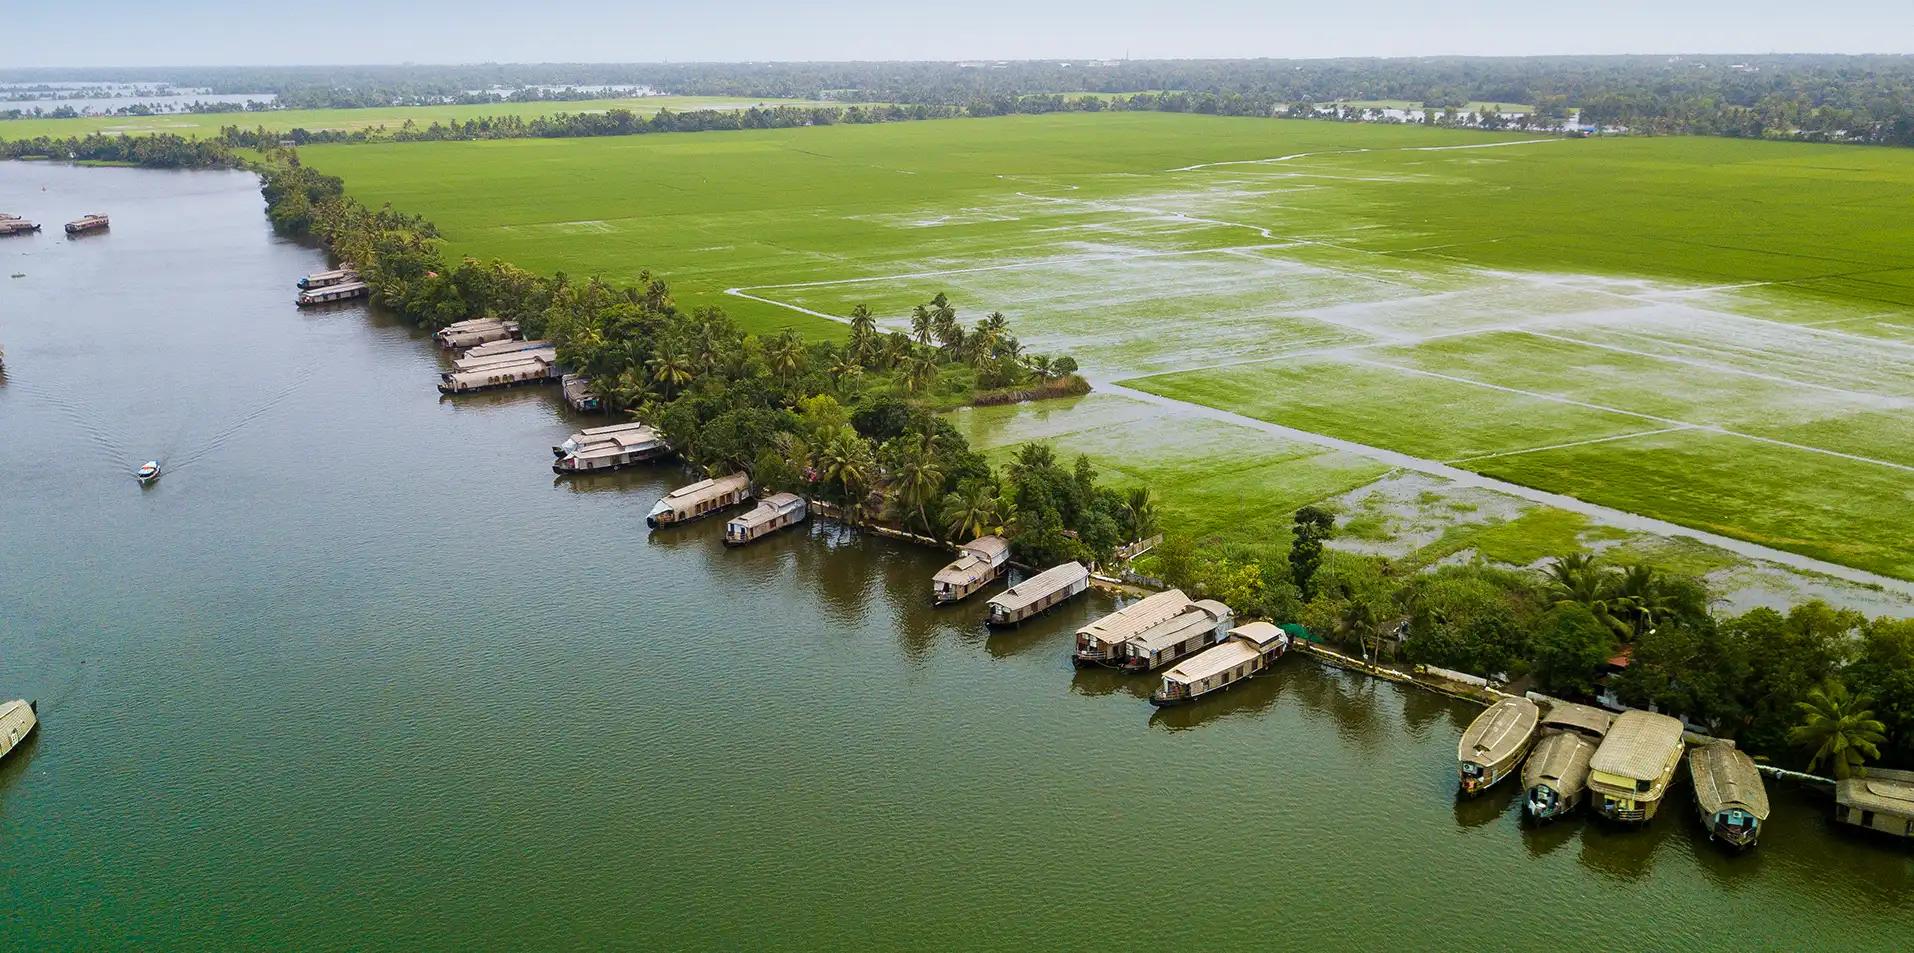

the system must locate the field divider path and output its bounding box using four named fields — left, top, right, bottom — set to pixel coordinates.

left=1445, top=426, right=1697, bottom=464
left=1342, top=357, right=1914, bottom=474
left=1099, top=379, right=1914, bottom=595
